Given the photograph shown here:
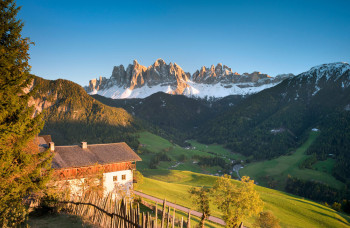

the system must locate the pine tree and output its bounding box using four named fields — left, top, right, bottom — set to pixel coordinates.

left=0, top=0, right=52, bottom=226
